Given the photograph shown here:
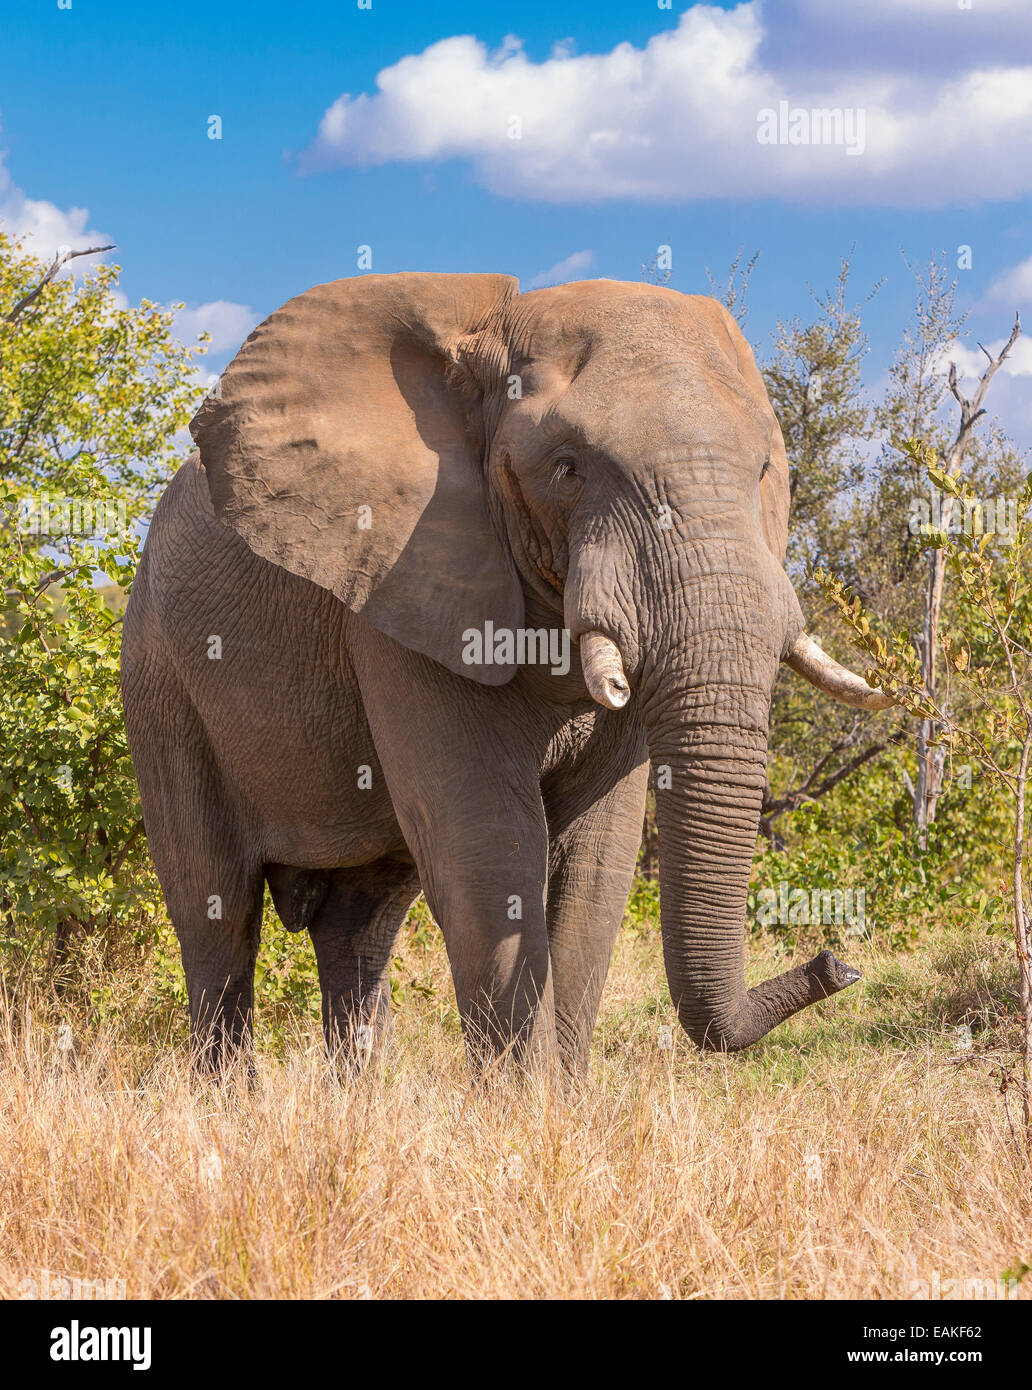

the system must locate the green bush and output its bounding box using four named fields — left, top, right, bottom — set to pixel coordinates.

left=0, top=231, right=204, bottom=978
